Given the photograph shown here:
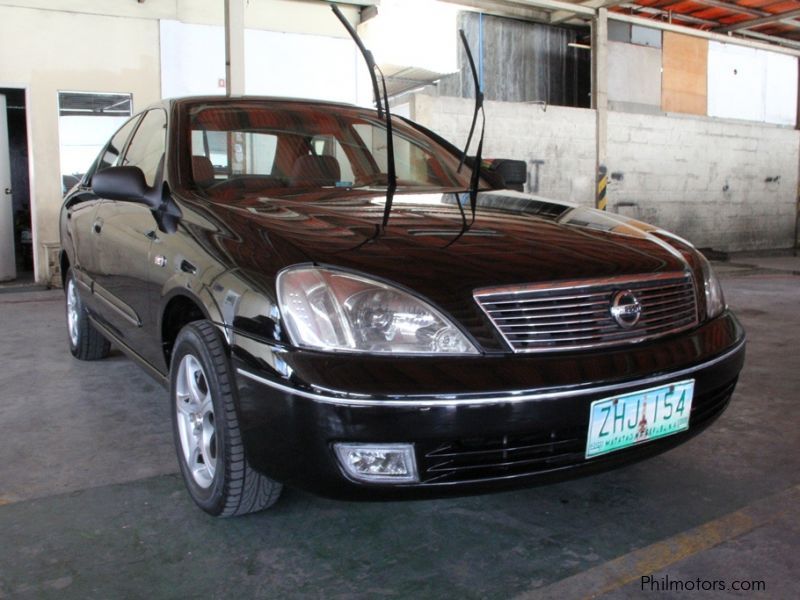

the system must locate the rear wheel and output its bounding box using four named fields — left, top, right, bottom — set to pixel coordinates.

left=65, top=269, right=111, bottom=361
left=170, top=320, right=282, bottom=516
